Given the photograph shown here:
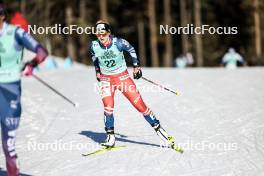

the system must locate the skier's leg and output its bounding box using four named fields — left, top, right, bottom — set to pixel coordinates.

left=119, top=77, right=159, bottom=125
left=0, top=82, right=21, bottom=176
left=120, top=77, right=174, bottom=146
left=99, top=77, right=116, bottom=147
left=100, top=78, right=115, bottom=132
